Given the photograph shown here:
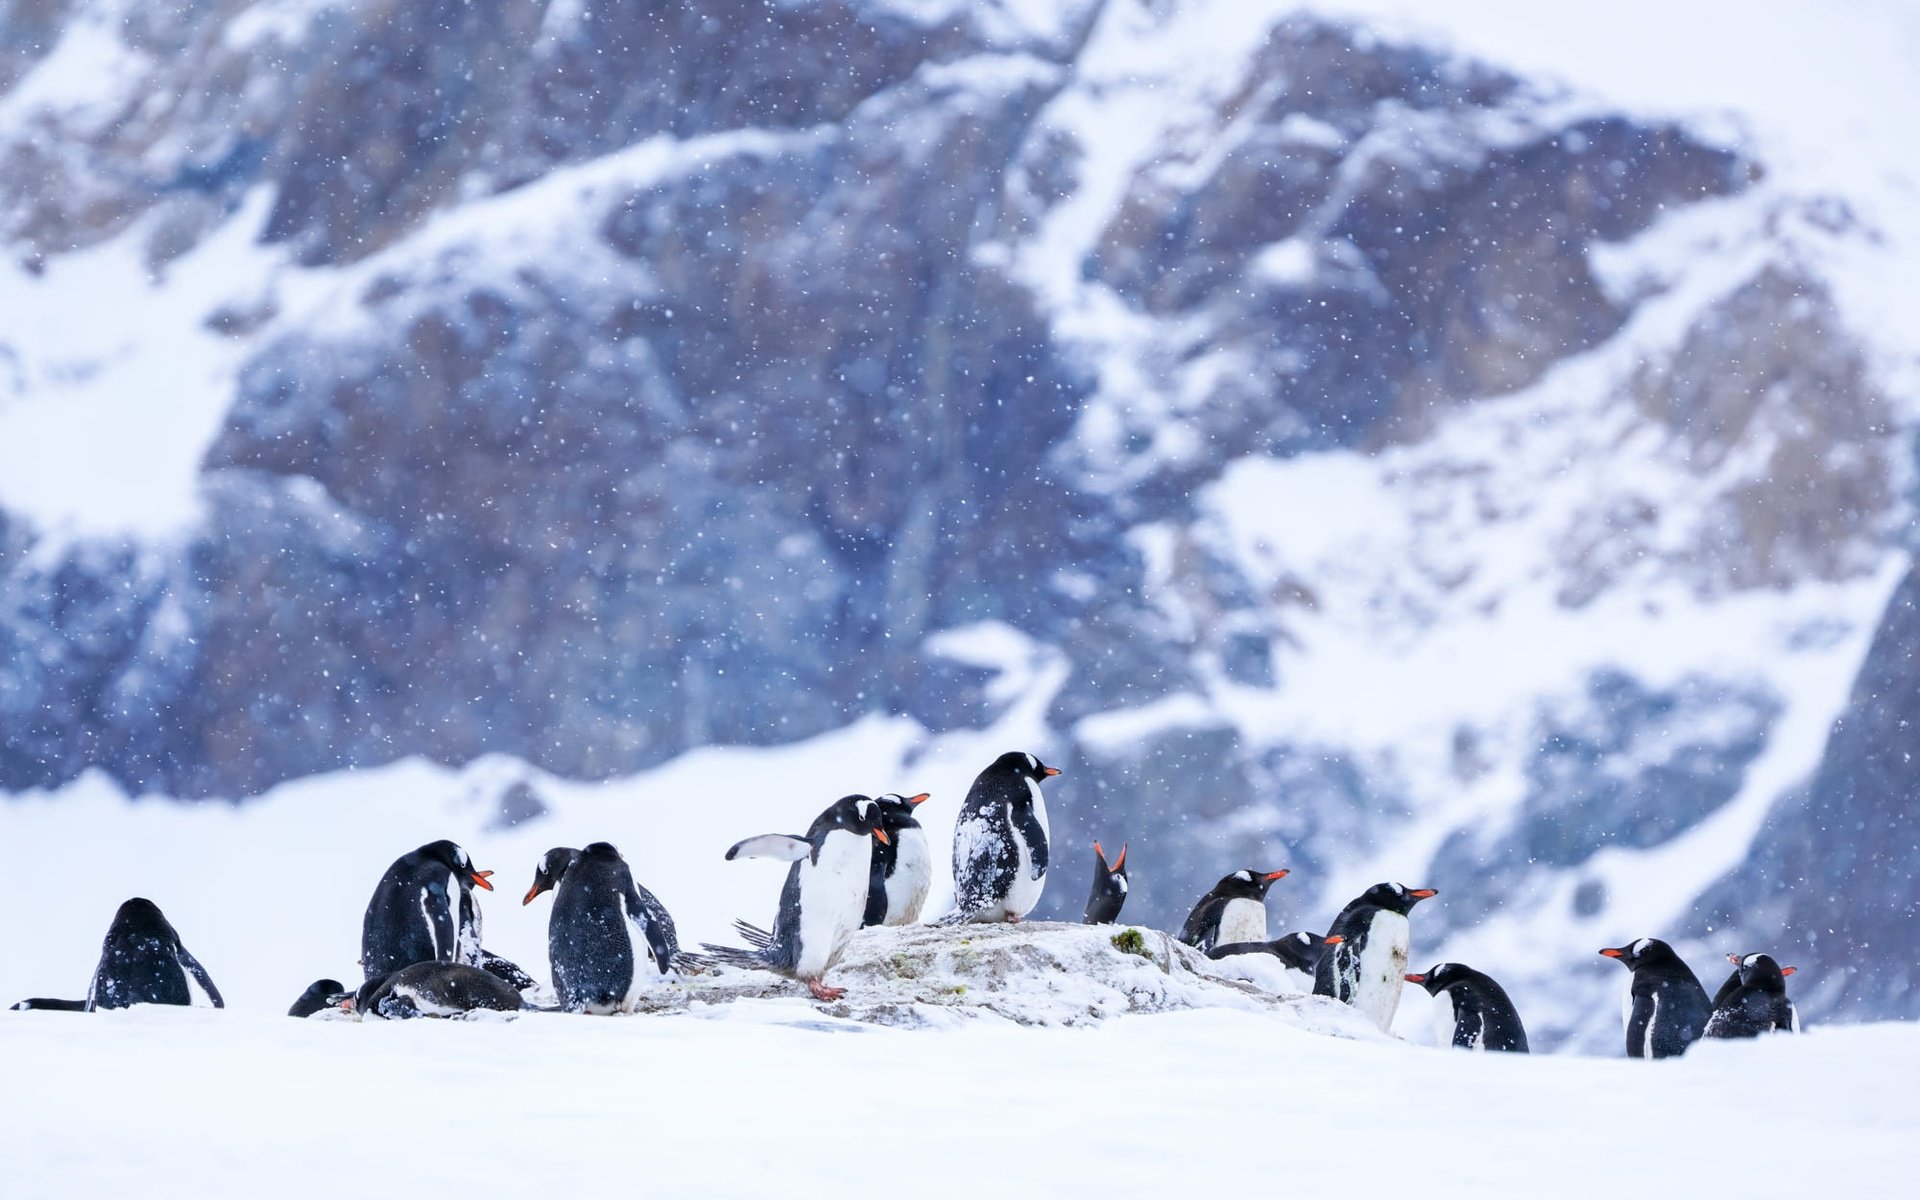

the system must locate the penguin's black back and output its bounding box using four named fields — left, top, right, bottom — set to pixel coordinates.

left=1617, top=942, right=1711, bottom=1058
left=864, top=826, right=902, bottom=928
left=1705, top=954, right=1797, bottom=1039
left=86, top=898, right=223, bottom=1011
left=356, top=963, right=527, bottom=1019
